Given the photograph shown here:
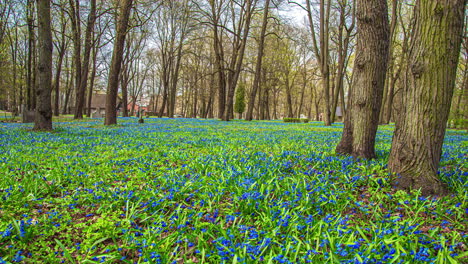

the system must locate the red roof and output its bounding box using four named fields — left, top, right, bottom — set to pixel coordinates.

left=127, top=103, right=148, bottom=112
